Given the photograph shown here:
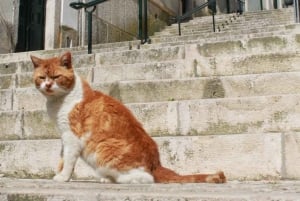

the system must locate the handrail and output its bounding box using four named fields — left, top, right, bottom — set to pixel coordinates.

left=177, top=0, right=216, bottom=35
left=70, top=0, right=107, bottom=10
left=178, top=2, right=209, bottom=22
left=70, top=0, right=108, bottom=54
